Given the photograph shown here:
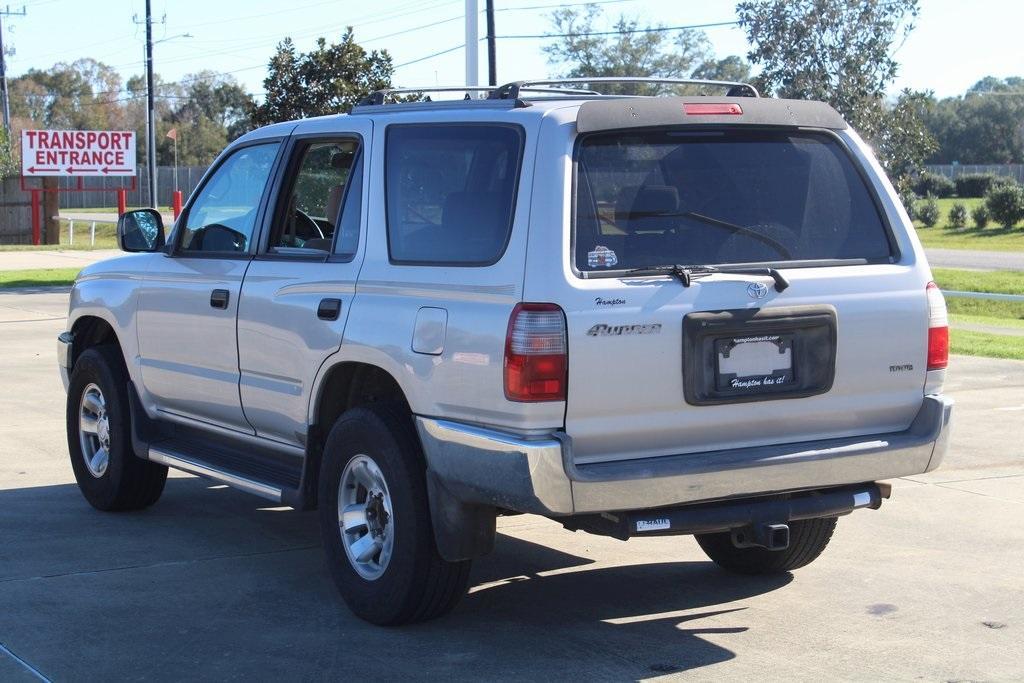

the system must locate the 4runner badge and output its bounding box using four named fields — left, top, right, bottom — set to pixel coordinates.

left=587, top=323, right=662, bottom=336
